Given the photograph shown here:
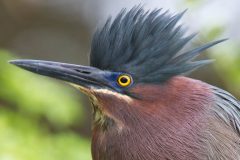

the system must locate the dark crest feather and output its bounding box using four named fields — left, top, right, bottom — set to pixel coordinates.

left=90, top=7, right=226, bottom=83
